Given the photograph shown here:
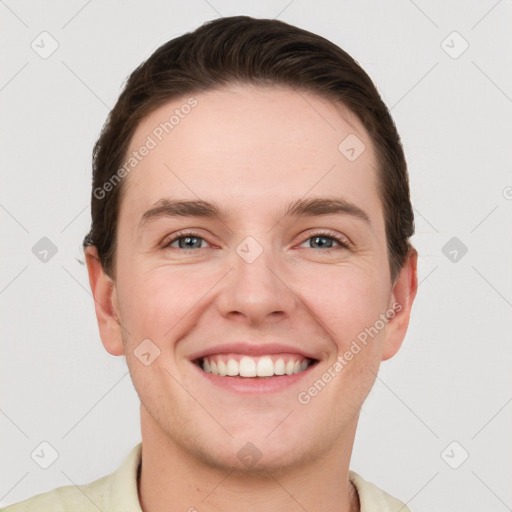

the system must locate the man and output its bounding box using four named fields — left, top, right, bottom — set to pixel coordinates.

left=4, top=16, right=417, bottom=511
